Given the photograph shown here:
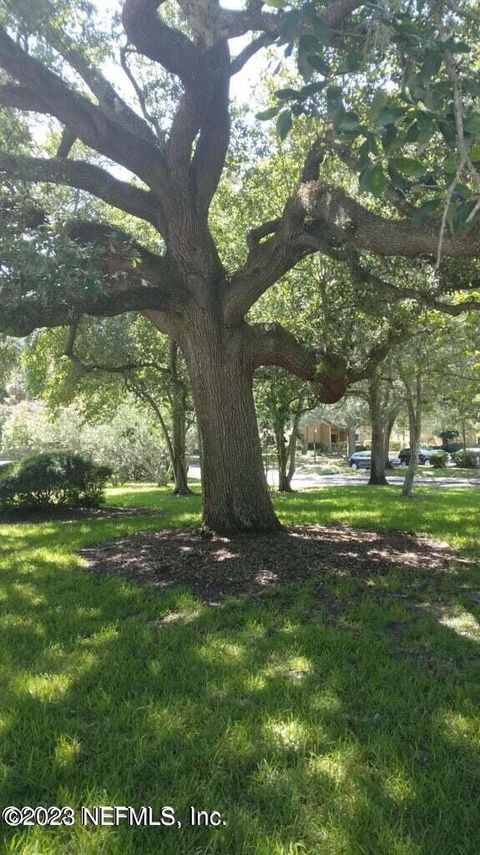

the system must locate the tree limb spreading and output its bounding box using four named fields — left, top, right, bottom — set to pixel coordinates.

left=0, top=153, right=164, bottom=230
